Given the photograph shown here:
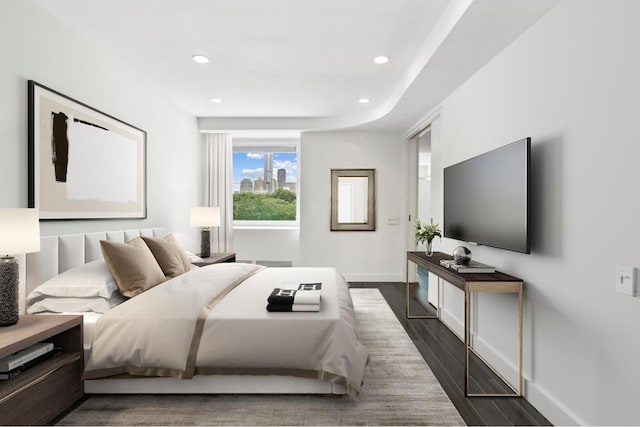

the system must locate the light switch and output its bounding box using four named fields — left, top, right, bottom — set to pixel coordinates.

left=616, top=264, right=637, bottom=297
